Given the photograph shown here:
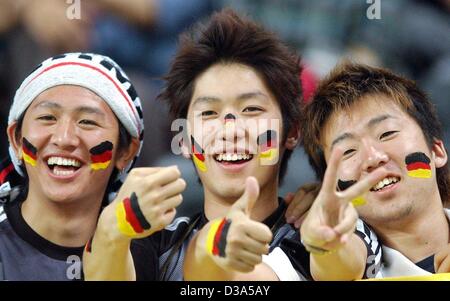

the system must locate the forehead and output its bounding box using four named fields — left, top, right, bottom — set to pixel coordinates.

left=321, top=94, right=413, bottom=148
left=190, top=63, right=276, bottom=107
left=29, top=85, right=111, bottom=113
